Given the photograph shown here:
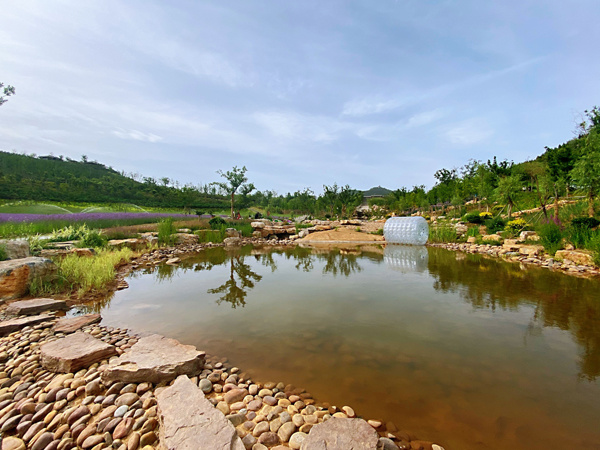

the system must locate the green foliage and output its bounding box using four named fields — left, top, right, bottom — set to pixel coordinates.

left=505, top=218, right=528, bottom=233
left=567, top=223, right=592, bottom=249
left=467, top=227, right=480, bottom=238
left=463, top=211, right=483, bottom=224
left=485, top=217, right=506, bottom=234
left=587, top=232, right=600, bottom=267
left=32, top=248, right=132, bottom=297
left=571, top=217, right=600, bottom=229
left=0, top=82, right=16, bottom=106
left=429, top=226, right=457, bottom=243
left=45, top=224, right=105, bottom=248
left=537, top=222, right=564, bottom=255
left=195, top=229, right=225, bottom=243
left=0, top=244, right=7, bottom=261
left=157, top=217, right=177, bottom=246
left=209, top=217, right=227, bottom=229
